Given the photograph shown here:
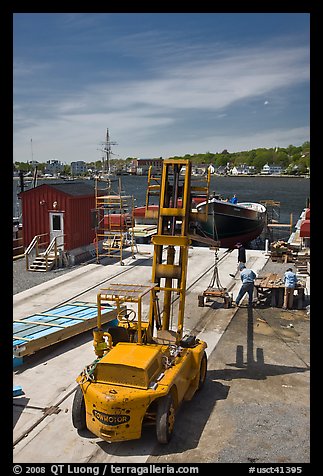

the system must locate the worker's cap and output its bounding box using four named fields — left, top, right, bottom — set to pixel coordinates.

left=239, top=263, right=246, bottom=270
